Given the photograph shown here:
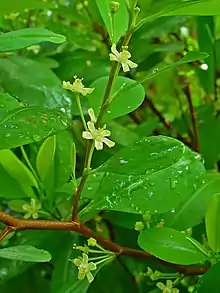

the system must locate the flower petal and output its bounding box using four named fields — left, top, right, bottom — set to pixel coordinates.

left=156, top=282, right=165, bottom=290
left=102, top=129, right=111, bottom=137
left=88, top=108, right=97, bottom=123
left=87, top=121, right=96, bottom=133
left=78, top=270, right=86, bottom=280
left=30, top=198, right=36, bottom=206
left=111, top=44, right=120, bottom=57
left=121, top=62, right=130, bottom=72
left=127, top=60, right=138, bottom=69
left=102, top=138, right=115, bottom=148
left=22, top=204, right=30, bottom=211
left=88, top=262, right=96, bottom=270
left=32, top=212, right=39, bottom=219
left=86, top=271, right=94, bottom=283
left=95, top=140, right=103, bottom=150
left=73, top=258, right=82, bottom=267
left=82, top=131, right=93, bottom=140
left=82, top=253, right=89, bottom=263
left=24, top=213, right=31, bottom=219
left=109, top=53, right=118, bottom=61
